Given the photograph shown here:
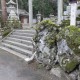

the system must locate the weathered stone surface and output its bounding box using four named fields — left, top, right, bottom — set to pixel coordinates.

left=78, top=73, right=80, bottom=80
left=69, top=71, right=78, bottom=80
left=50, top=67, right=71, bottom=80
left=50, top=68, right=61, bottom=78
left=34, top=20, right=80, bottom=80
left=57, top=39, right=73, bottom=56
